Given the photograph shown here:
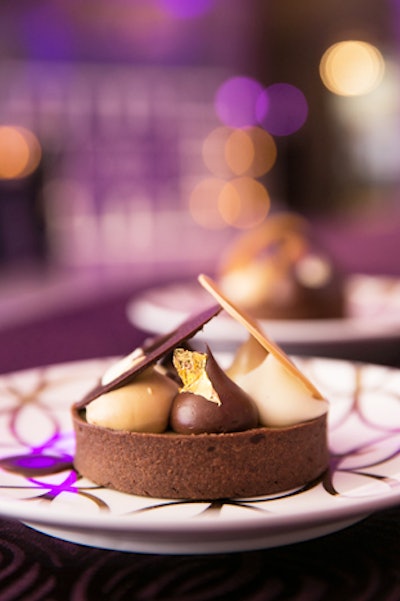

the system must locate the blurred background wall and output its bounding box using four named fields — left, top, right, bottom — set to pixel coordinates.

left=0, top=0, right=399, bottom=274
